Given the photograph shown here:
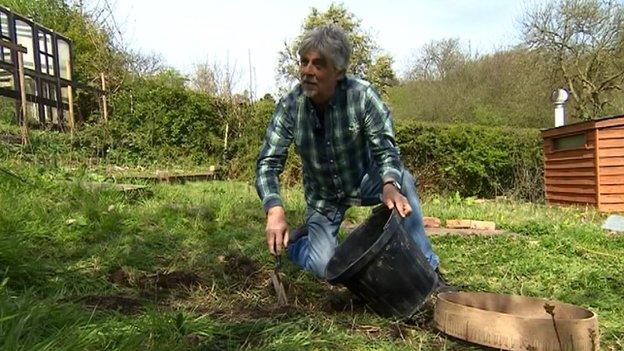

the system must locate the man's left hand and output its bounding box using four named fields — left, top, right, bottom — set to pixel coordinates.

left=382, top=182, right=412, bottom=217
